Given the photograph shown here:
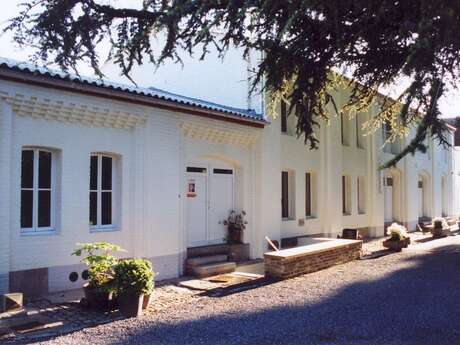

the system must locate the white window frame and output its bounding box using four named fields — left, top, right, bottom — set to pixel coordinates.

left=90, top=154, right=117, bottom=232
left=357, top=176, right=366, bottom=215
left=20, top=148, right=56, bottom=234
left=342, top=175, right=352, bottom=216
left=282, top=170, right=296, bottom=221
